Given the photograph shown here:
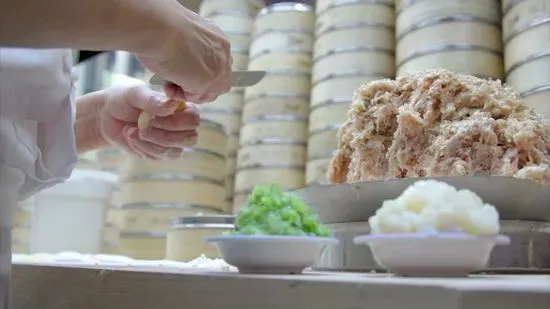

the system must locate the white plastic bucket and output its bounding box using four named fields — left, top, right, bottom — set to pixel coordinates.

left=31, top=169, right=118, bottom=254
